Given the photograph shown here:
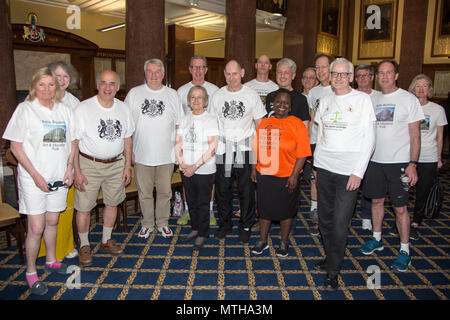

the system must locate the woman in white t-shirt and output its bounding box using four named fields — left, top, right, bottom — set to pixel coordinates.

left=409, top=74, right=448, bottom=239
left=3, top=67, right=76, bottom=296
left=175, top=86, right=218, bottom=250
left=37, top=61, right=80, bottom=261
